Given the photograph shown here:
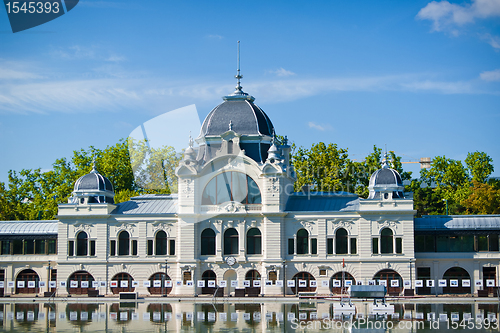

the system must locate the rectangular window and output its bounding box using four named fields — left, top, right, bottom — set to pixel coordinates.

left=372, top=238, right=379, bottom=254
left=68, top=241, right=74, bottom=256
left=350, top=238, right=357, bottom=255
left=288, top=239, right=294, bottom=255
left=268, top=271, right=277, bottom=283
left=477, top=235, right=488, bottom=251
left=436, top=236, right=448, bottom=252
left=311, top=238, right=317, bottom=255
left=48, top=240, right=57, bottom=254
left=169, top=239, right=175, bottom=255
left=110, top=240, right=116, bottom=256
left=415, top=235, right=425, bottom=252
left=132, top=240, right=138, bottom=255
left=90, top=240, right=96, bottom=256
left=395, top=238, right=402, bottom=254
left=147, top=240, right=153, bottom=255
left=183, top=271, right=191, bottom=285
left=24, top=240, right=35, bottom=254
left=489, top=235, right=499, bottom=252
left=327, top=238, right=333, bottom=255
left=319, top=269, right=327, bottom=276
left=424, top=235, right=436, bottom=252
left=1, top=241, right=10, bottom=255
left=35, top=240, right=45, bottom=254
